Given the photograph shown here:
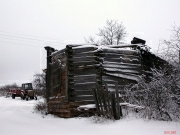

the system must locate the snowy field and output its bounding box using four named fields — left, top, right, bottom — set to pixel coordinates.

left=0, top=96, right=179, bottom=135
